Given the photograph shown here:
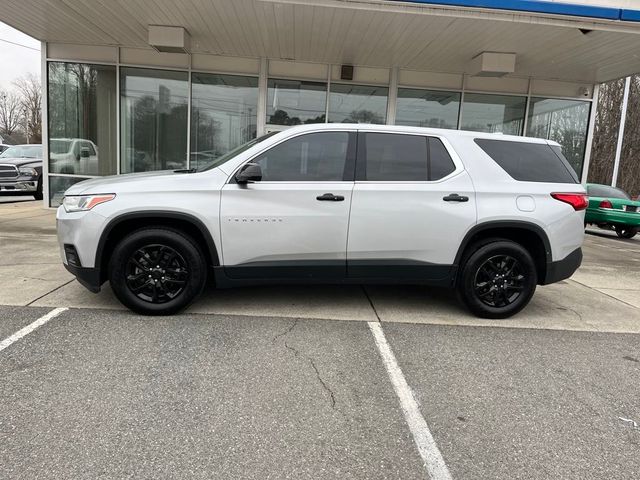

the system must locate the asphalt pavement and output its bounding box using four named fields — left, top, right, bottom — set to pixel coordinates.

left=1, top=200, right=639, bottom=479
